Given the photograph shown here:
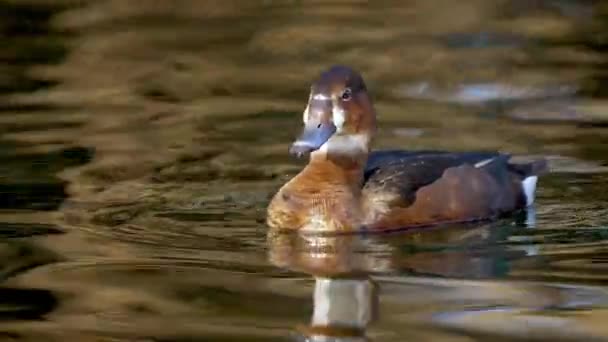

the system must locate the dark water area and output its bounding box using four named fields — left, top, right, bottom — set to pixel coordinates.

left=2, top=0, right=608, bottom=341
